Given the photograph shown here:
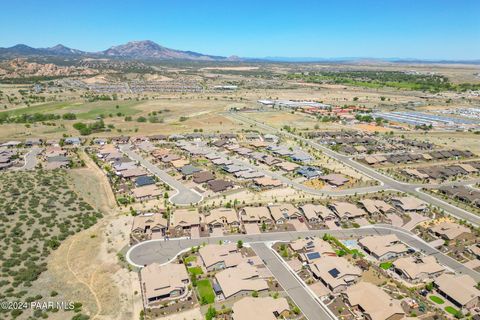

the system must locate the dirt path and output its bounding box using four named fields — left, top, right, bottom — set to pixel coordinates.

left=67, top=239, right=103, bottom=319
left=77, top=149, right=117, bottom=213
